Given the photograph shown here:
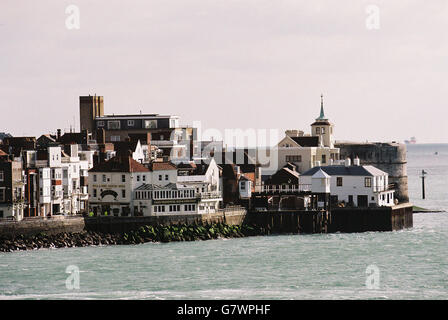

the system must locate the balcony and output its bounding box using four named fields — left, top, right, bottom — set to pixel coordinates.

left=196, top=191, right=222, bottom=200
left=373, top=184, right=395, bottom=193
left=254, top=184, right=312, bottom=194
